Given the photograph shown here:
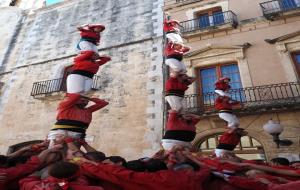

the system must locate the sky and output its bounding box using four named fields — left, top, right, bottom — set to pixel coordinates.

left=46, top=0, right=63, bottom=6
